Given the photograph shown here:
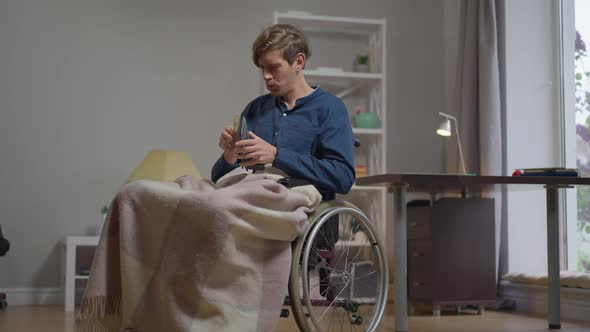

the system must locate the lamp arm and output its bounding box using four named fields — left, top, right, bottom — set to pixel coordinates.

left=451, top=118, right=467, bottom=174
left=439, top=112, right=457, bottom=121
